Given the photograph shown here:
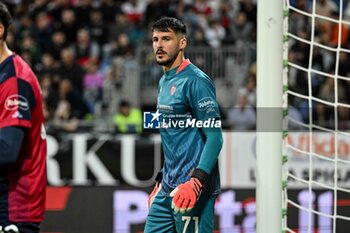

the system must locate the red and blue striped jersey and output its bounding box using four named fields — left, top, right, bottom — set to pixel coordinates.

left=0, top=54, right=47, bottom=224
